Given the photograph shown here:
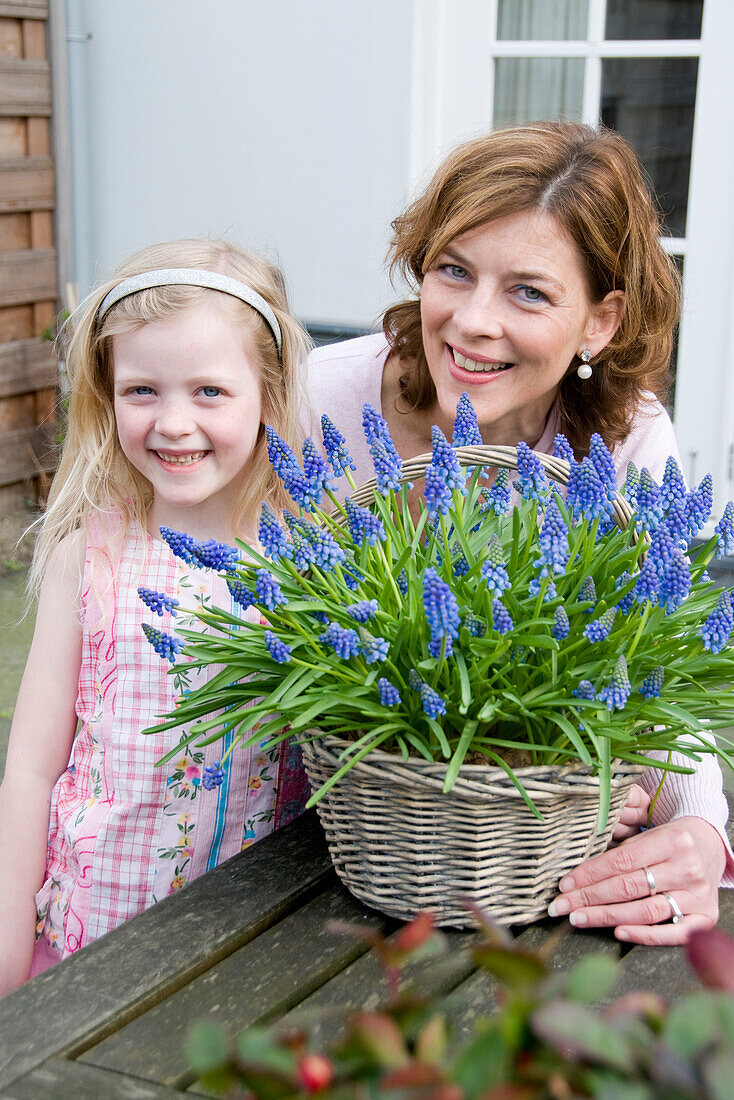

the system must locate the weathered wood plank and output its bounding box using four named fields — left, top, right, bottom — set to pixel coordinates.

left=81, top=883, right=392, bottom=1088
left=0, top=420, right=54, bottom=484
left=0, top=2, right=47, bottom=18
left=0, top=59, right=50, bottom=116
left=0, top=1056, right=183, bottom=1099
left=0, top=246, right=55, bottom=306
left=0, top=156, right=53, bottom=211
left=0, top=337, right=56, bottom=398
left=0, top=811, right=333, bottom=1091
